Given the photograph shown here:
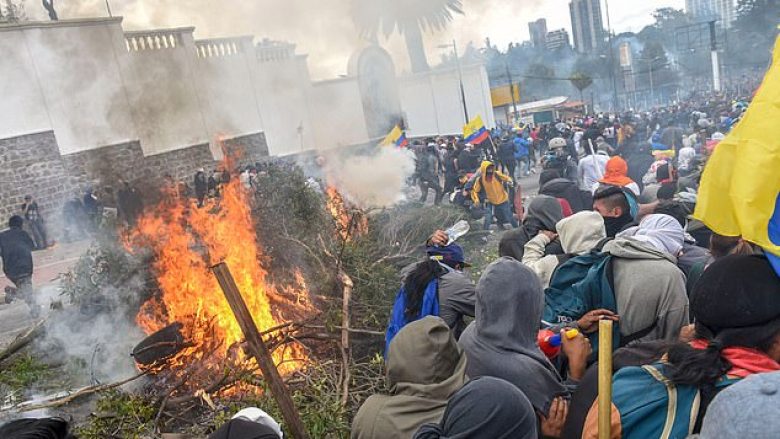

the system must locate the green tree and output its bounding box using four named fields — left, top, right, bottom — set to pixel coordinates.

left=570, top=72, right=593, bottom=104
left=351, top=0, right=463, bottom=73
left=728, top=0, right=779, bottom=67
